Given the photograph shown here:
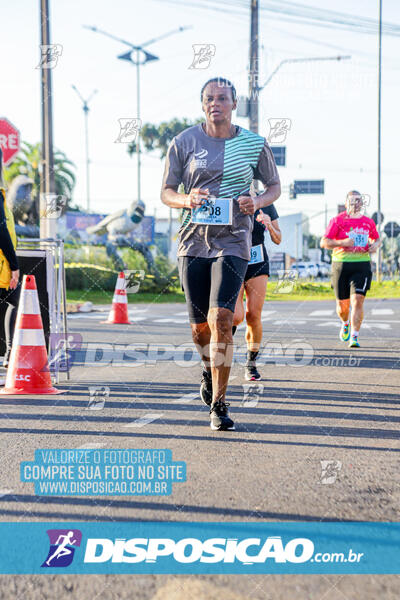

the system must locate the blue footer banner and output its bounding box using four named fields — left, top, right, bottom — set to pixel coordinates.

left=1, top=522, right=399, bottom=574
